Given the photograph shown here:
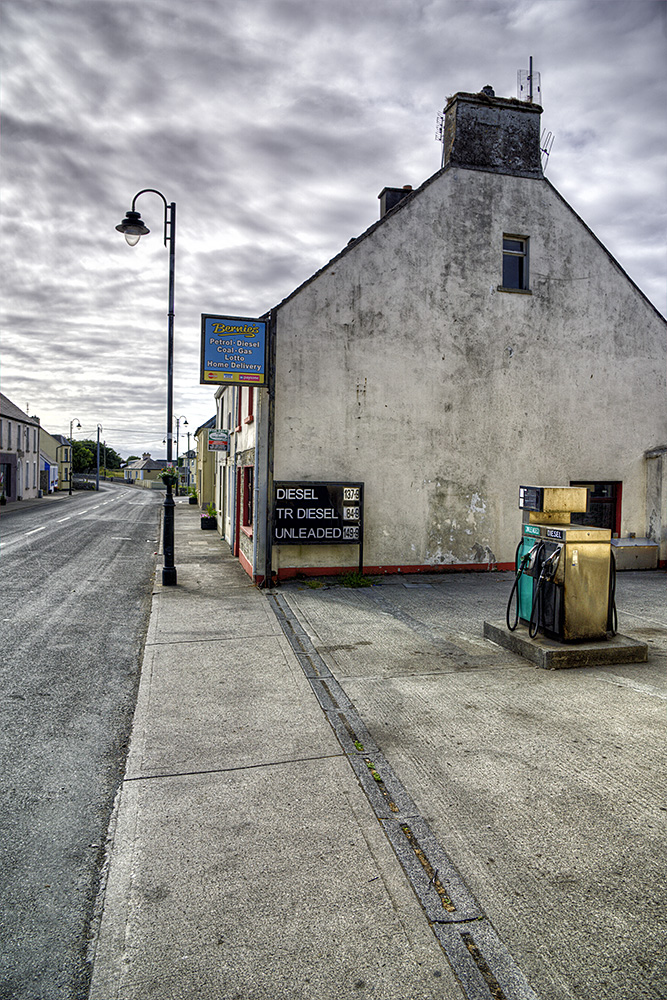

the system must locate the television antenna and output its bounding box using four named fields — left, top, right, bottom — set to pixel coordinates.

left=518, top=56, right=541, bottom=103
left=541, top=129, right=555, bottom=172
left=435, top=110, right=446, bottom=167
